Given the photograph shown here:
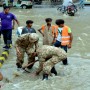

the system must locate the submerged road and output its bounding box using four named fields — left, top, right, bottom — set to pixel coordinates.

left=0, top=6, right=90, bottom=90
